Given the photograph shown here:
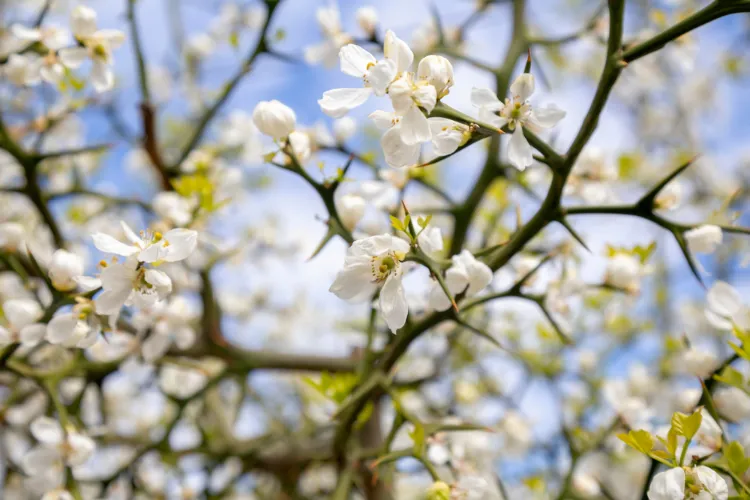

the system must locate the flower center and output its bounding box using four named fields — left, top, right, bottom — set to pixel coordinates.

left=92, top=43, right=108, bottom=59
left=371, top=252, right=401, bottom=283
